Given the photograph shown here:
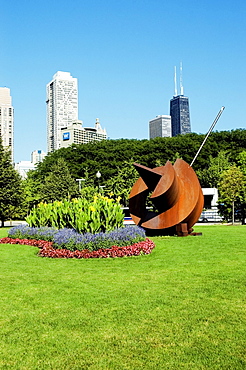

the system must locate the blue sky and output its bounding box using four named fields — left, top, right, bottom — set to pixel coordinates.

left=1, top=0, right=246, bottom=163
